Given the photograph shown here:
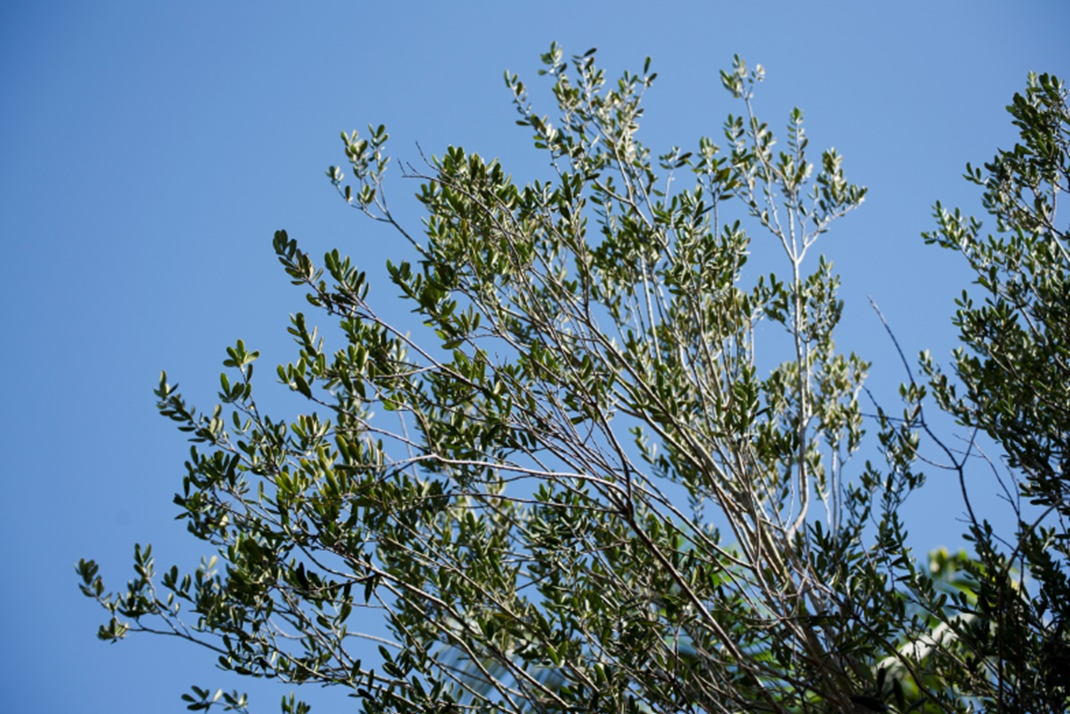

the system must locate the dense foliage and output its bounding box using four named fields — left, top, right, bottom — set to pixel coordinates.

left=921, top=71, right=1070, bottom=713
left=78, top=47, right=1067, bottom=714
